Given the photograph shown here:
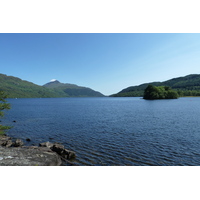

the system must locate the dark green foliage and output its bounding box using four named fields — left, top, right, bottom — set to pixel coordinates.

left=0, top=125, right=11, bottom=135
left=0, top=91, right=10, bottom=116
left=0, top=91, right=11, bottom=135
left=111, top=74, right=200, bottom=97
left=143, top=85, right=178, bottom=100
